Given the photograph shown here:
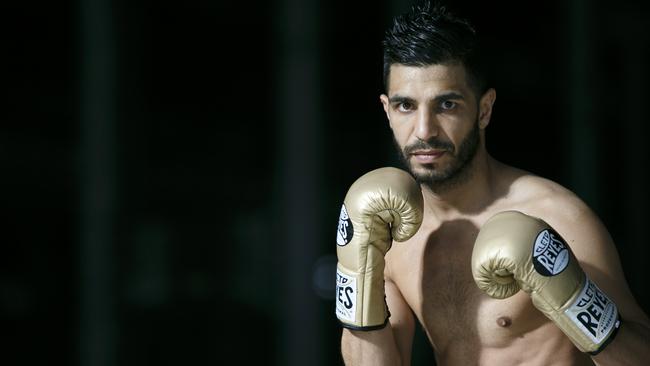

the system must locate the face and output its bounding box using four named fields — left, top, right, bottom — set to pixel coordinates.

left=380, top=63, right=495, bottom=190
